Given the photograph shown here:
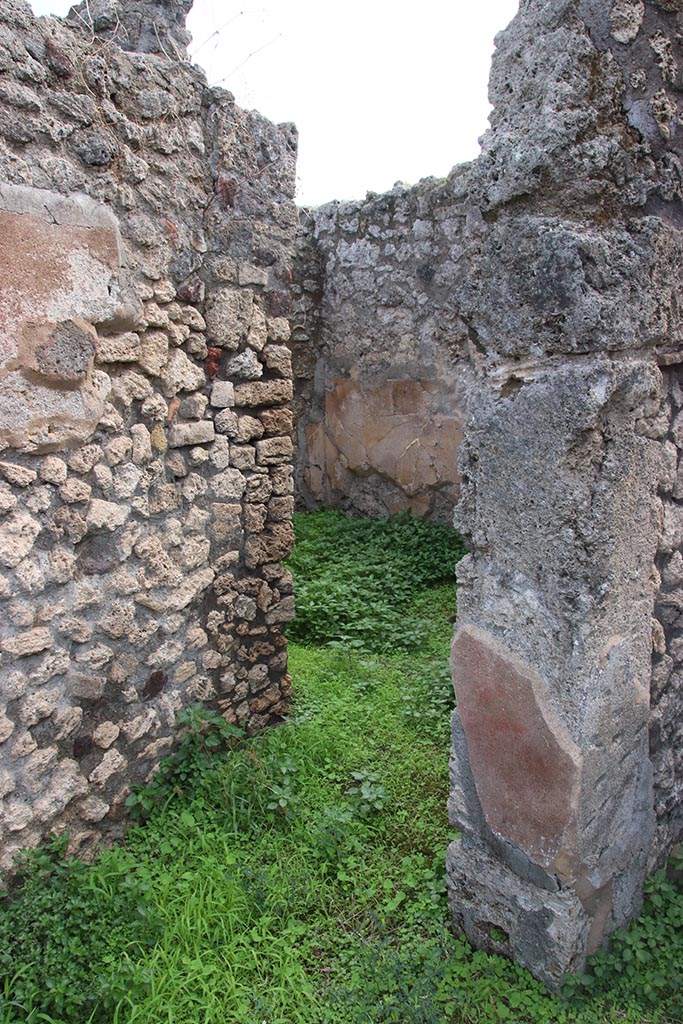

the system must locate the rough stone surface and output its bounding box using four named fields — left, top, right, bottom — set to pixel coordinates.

left=0, top=0, right=297, bottom=878
left=292, top=199, right=468, bottom=522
